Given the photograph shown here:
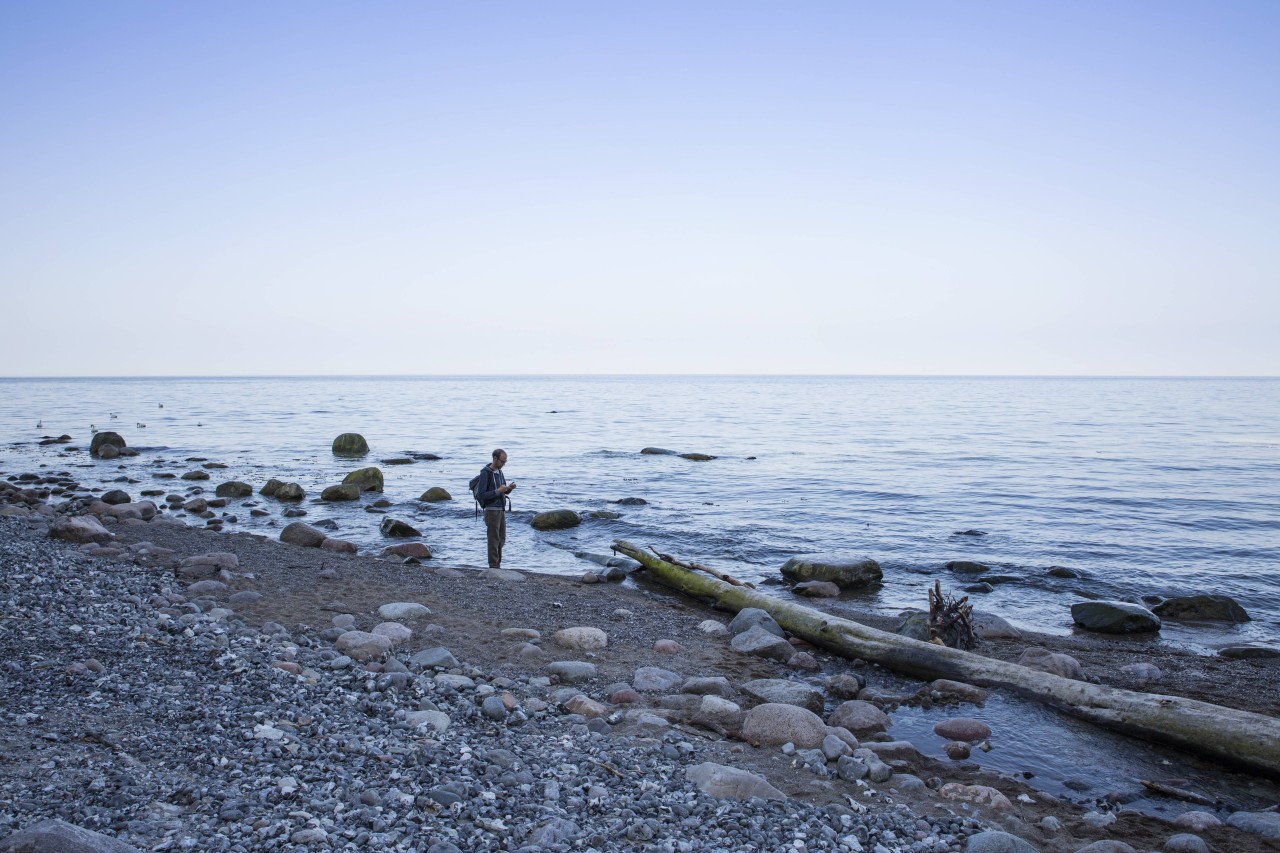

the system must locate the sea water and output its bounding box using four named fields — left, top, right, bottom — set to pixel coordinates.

left=2, top=375, right=1277, bottom=650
